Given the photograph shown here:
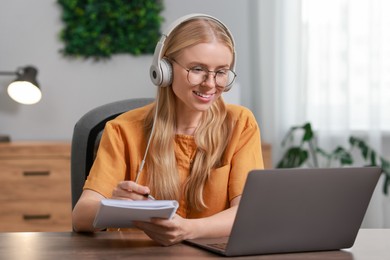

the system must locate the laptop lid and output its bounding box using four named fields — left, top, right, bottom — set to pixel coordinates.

left=186, top=167, right=382, bottom=256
